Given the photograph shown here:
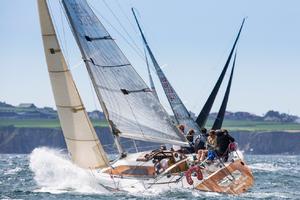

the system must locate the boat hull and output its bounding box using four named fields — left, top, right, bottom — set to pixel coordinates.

left=94, top=152, right=254, bottom=195
left=195, top=159, right=254, bottom=194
